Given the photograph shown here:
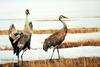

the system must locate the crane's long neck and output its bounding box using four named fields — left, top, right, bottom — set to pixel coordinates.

left=24, top=15, right=30, bottom=32
left=59, top=18, right=67, bottom=29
